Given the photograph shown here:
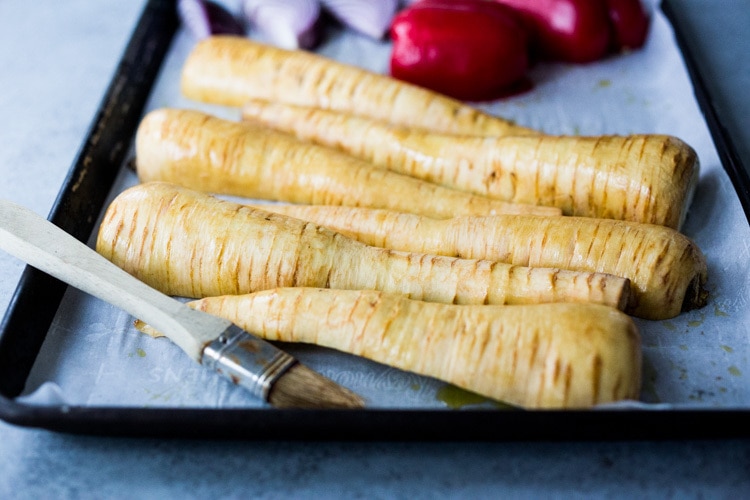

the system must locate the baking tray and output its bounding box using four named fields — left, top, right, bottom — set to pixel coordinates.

left=0, top=0, right=748, bottom=440
left=662, top=0, right=750, bottom=224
